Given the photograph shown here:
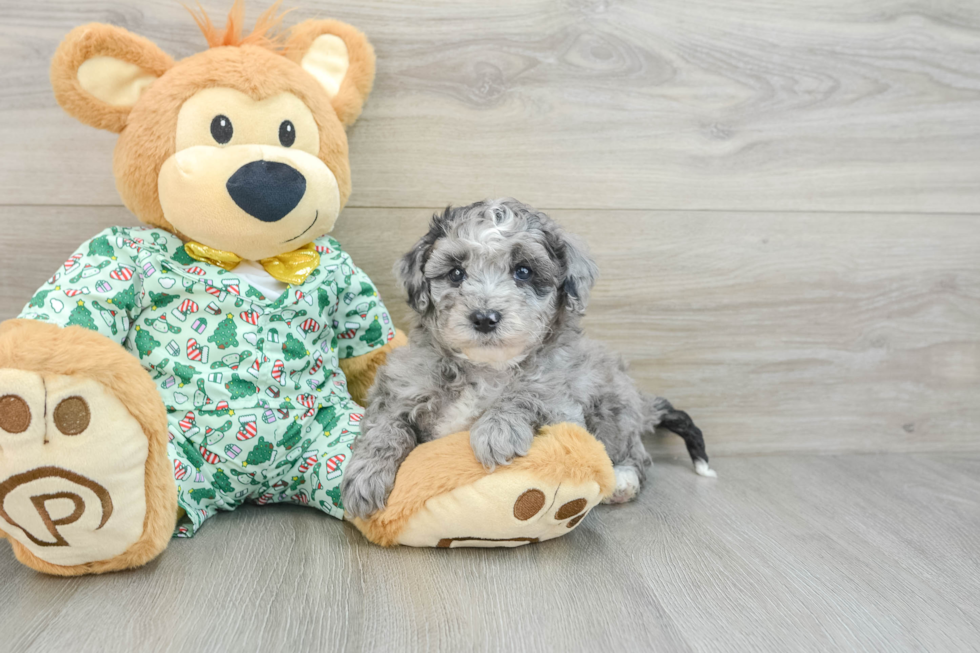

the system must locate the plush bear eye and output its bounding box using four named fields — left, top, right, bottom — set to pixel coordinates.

left=447, top=267, right=466, bottom=284
left=210, top=115, right=233, bottom=144
left=514, top=266, right=533, bottom=281
left=279, top=120, right=296, bottom=147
